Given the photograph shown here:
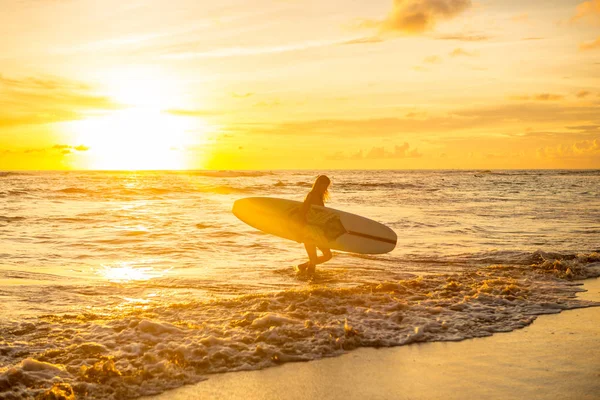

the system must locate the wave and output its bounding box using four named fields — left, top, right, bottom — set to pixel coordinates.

left=0, top=171, right=30, bottom=178
left=187, top=170, right=273, bottom=178
left=52, top=184, right=255, bottom=198
left=0, top=216, right=26, bottom=223
left=1, top=252, right=598, bottom=399
left=295, top=182, right=312, bottom=187
left=2, top=189, right=31, bottom=197
left=338, top=182, right=421, bottom=190
left=206, top=185, right=254, bottom=195
left=56, top=187, right=91, bottom=194
left=474, top=170, right=600, bottom=177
